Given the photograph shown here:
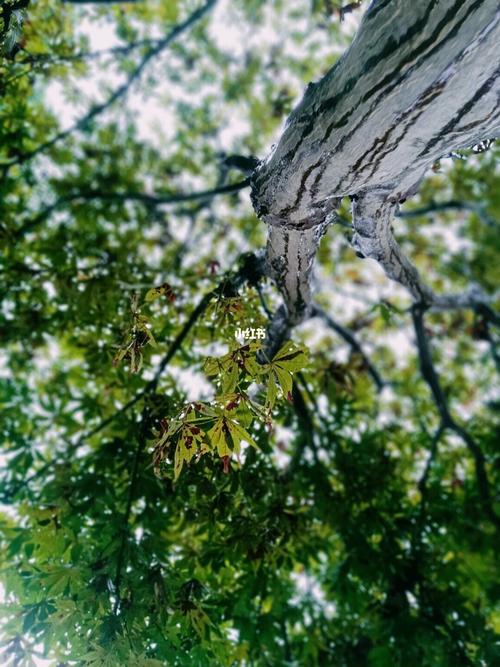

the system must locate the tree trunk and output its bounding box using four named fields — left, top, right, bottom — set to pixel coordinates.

left=251, top=0, right=499, bottom=331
